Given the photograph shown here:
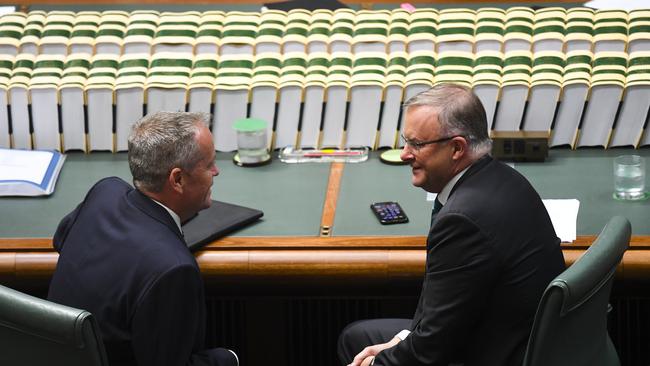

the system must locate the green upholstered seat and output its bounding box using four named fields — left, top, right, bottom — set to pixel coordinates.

left=329, top=8, right=355, bottom=46
left=0, top=284, right=108, bottom=366
left=123, top=10, right=159, bottom=47
left=284, top=9, right=310, bottom=46
left=352, top=10, right=390, bottom=45
left=0, top=54, right=12, bottom=91
left=562, top=50, right=593, bottom=87
left=405, top=49, right=435, bottom=87
left=591, top=51, right=628, bottom=88
left=68, top=12, right=99, bottom=50
left=504, top=7, right=534, bottom=44
left=437, top=8, right=476, bottom=44
left=627, top=51, right=650, bottom=88
left=214, top=54, right=253, bottom=91
left=351, top=52, right=386, bottom=88
left=39, top=11, right=75, bottom=48
left=256, top=10, right=285, bottom=46
left=388, top=9, right=409, bottom=46
left=565, top=7, right=595, bottom=45
left=472, top=50, right=503, bottom=87
left=251, top=52, right=281, bottom=89
left=29, top=53, right=64, bottom=90
left=434, top=51, right=474, bottom=87
left=8, top=53, right=34, bottom=91
left=594, top=9, right=628, bottom=44
left=20, top=11, right=47, bottom=48
left=531, top=50, right=565, bottom=87
left=501, top=50, right=533, bottom=87
left=279, top=51, right=306, bottom=89
left=628, top=9, right=650, bottom=47
left=115, top=53, right=149, bottom=90
left=86, top=53, right=119, bottom=90
left=475, top=8, right=505, bottom=45
left=304, top=51, right=329, bottom=89
left=307, top=9, right=332, bottom=46
left=221, top=11, right=258, bottom=46
left=195, top=11, right=225, bottom=48
left=146, top=51, right=191, bottom=90
left=407, top=8, right=438, bottom=46
left=523, top=216, right=630, bottom=366
left=533, top=7, right=566, bottom=44
left=95, top=11, right=128, bottom=48
left=153, top=11, right=200, bottom=46
left=0, top=12, right=27, bottom=50
left=385, top=50, right=407, bottom=88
